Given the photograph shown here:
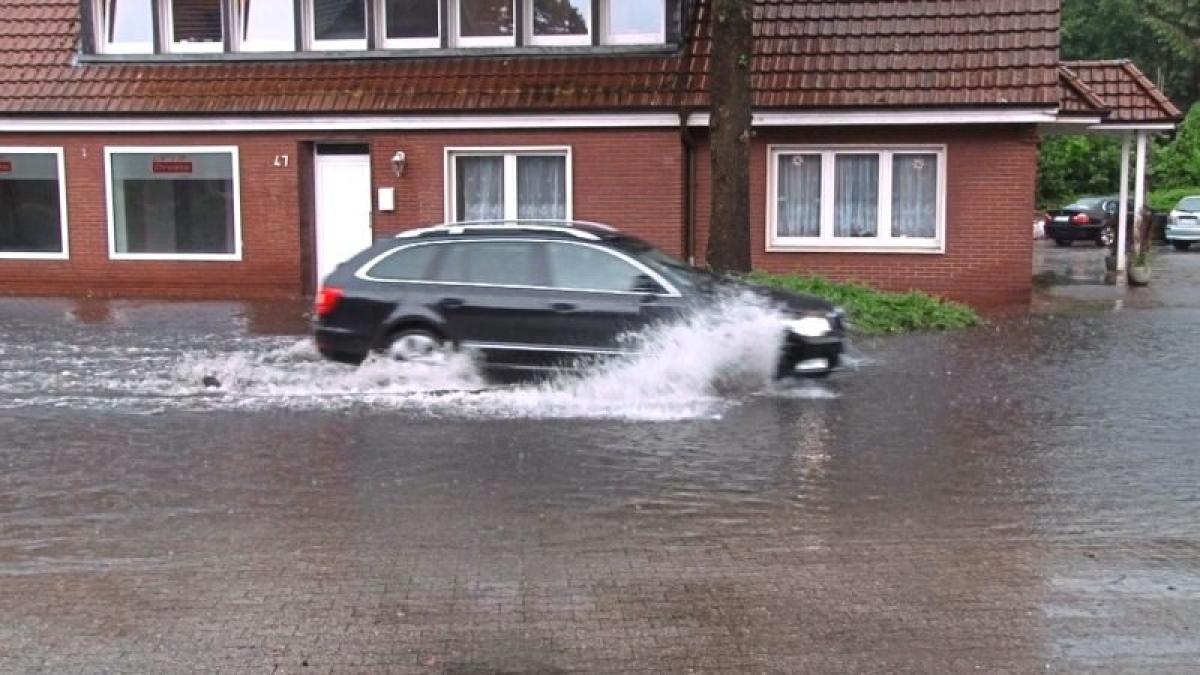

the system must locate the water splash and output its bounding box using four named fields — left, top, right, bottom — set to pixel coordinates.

left=0, top=295, right=836, bottom=420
